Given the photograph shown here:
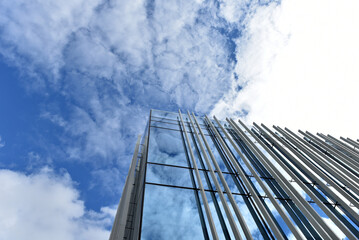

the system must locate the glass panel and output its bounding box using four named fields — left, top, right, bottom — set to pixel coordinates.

left=146, top=164, right=193, bottom=188
left=219, top=172, right=241, bottom=194
left=203, top=134, right=231, bottom=172
left=196, top=169, right=215, bottom=191
left=141, top=184, right=205, bottom=240
left=148, top=127, right=188, bottom=167
left=249, top=177, right=266, bottom=196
